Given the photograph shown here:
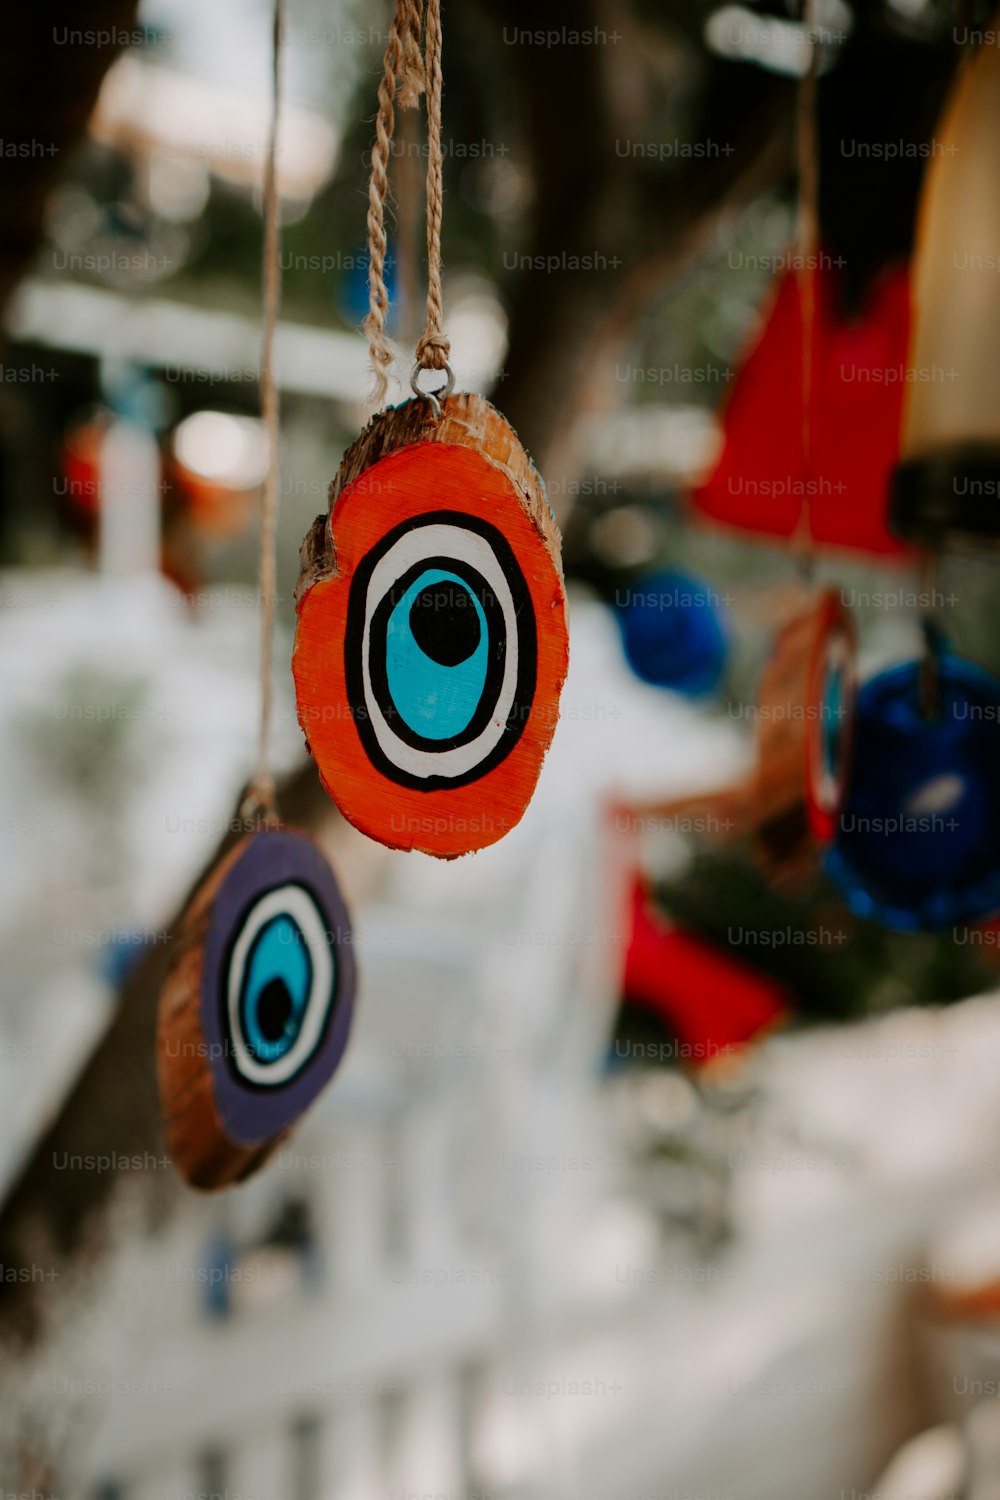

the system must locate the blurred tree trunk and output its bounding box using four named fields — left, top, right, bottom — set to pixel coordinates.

left=0, top=0, right=140, bottom=312
left=482, top=0, right=789, bottom=493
